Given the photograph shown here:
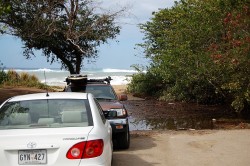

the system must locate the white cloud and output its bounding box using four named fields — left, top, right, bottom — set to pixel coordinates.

left=84, top=1, right=176, bottom=69
left=89, top=0, right=177, bottom=69
left=100, top=0, right=175, bottom=24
